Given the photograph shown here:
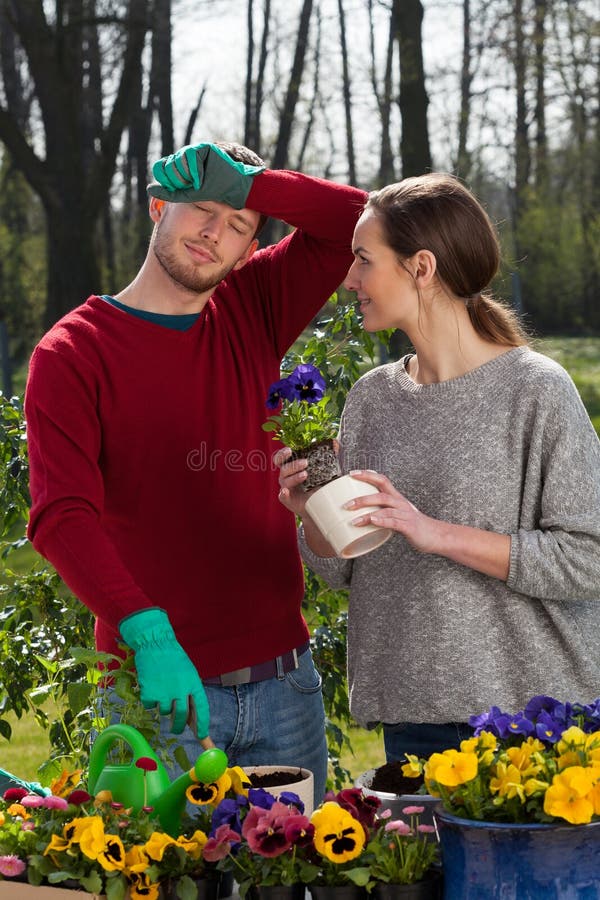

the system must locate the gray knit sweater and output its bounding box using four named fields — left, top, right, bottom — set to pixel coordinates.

left=299, top=347, right=600, bottom=727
